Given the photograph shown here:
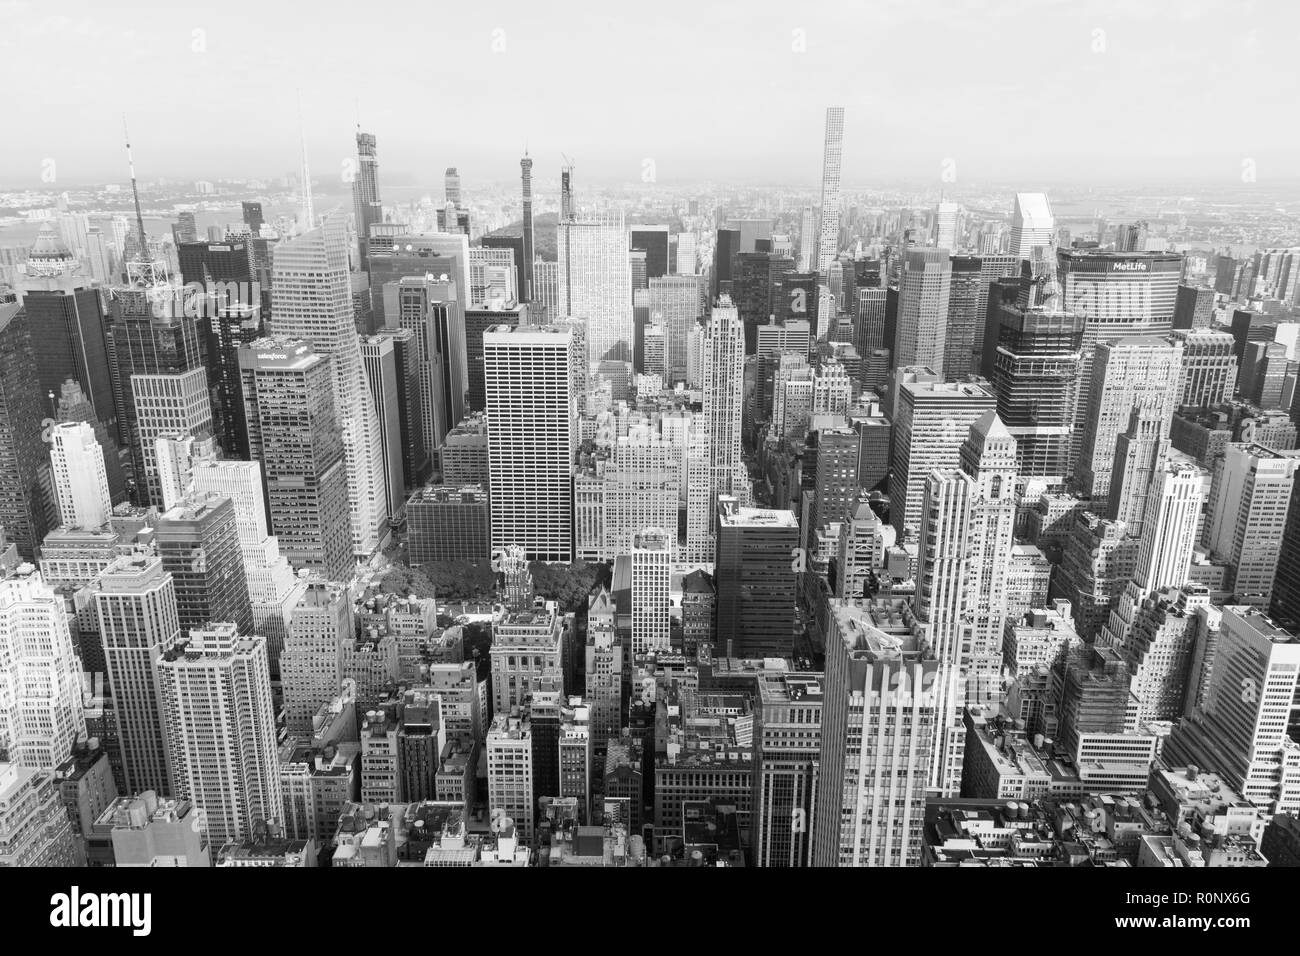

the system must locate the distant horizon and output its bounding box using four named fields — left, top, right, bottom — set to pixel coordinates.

left=3, top=0, right=1297, bottom=190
